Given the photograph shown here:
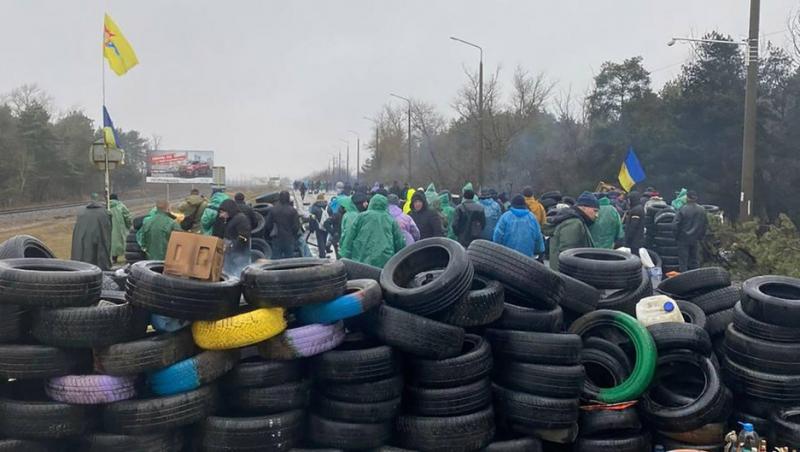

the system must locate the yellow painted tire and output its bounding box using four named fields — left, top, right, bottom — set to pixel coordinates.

left=192, top=308, right=286, bottom=350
